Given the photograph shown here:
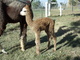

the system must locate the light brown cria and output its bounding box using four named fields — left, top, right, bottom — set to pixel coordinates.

left=23, top=5, right=57, bottom=55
